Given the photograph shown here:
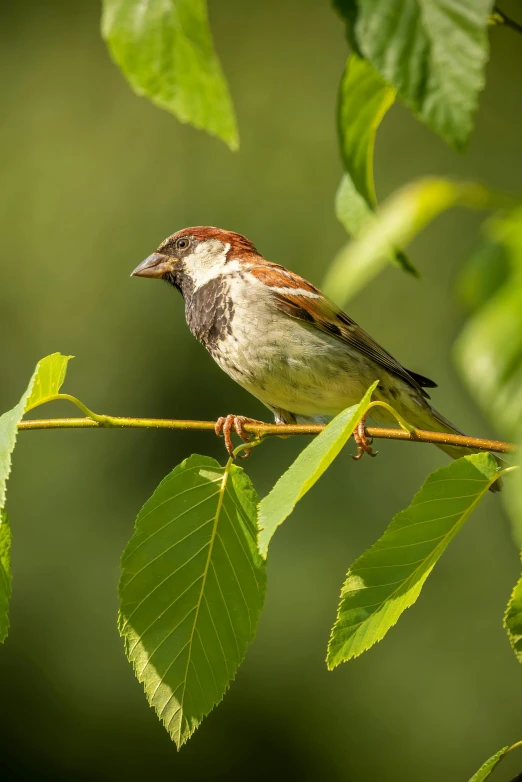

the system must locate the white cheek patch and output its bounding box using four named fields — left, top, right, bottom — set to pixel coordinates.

left=184, top=241, right=231, bottom=289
